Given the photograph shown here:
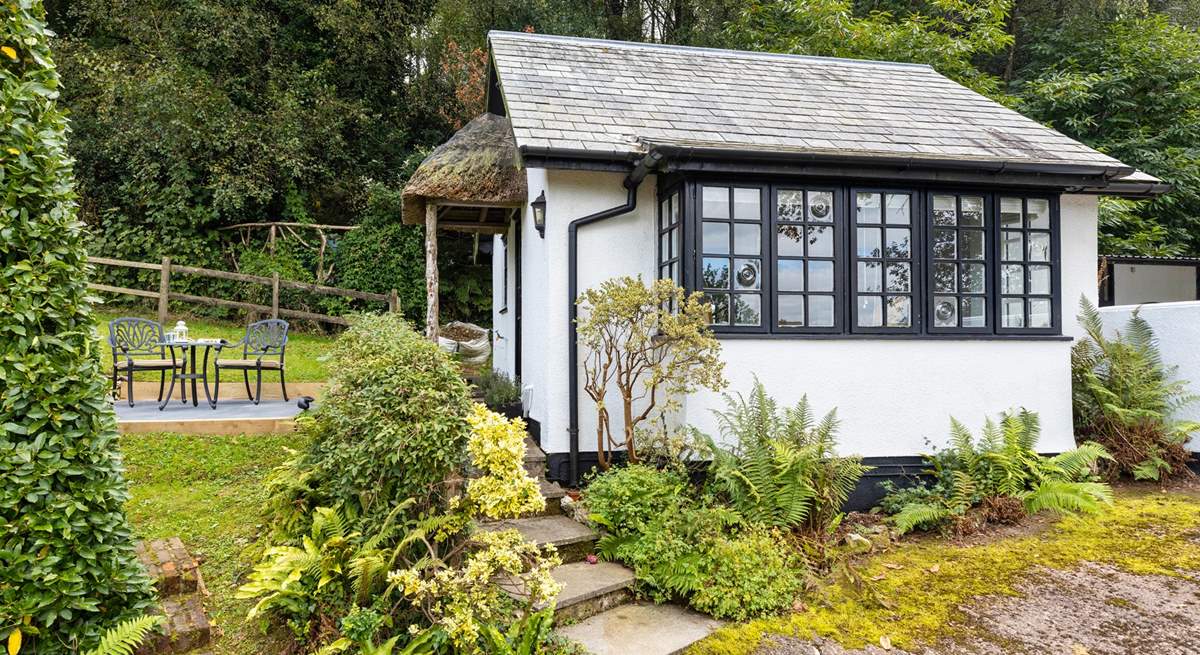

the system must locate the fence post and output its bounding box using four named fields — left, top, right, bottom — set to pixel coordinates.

left=271, top=272, right=280, bottom=319
left=389, top=289, right=399, bottom=313
left=158, top=257, right=171, bottom=325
